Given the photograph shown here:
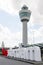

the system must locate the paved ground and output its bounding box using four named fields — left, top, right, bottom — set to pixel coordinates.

left=0, top=56, right=33, bottom=65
